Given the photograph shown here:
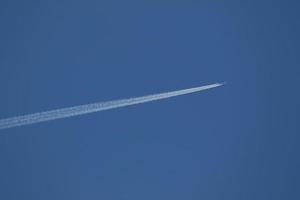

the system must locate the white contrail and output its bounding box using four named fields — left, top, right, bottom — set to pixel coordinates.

left=0, top=83, right=223, bottom=130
